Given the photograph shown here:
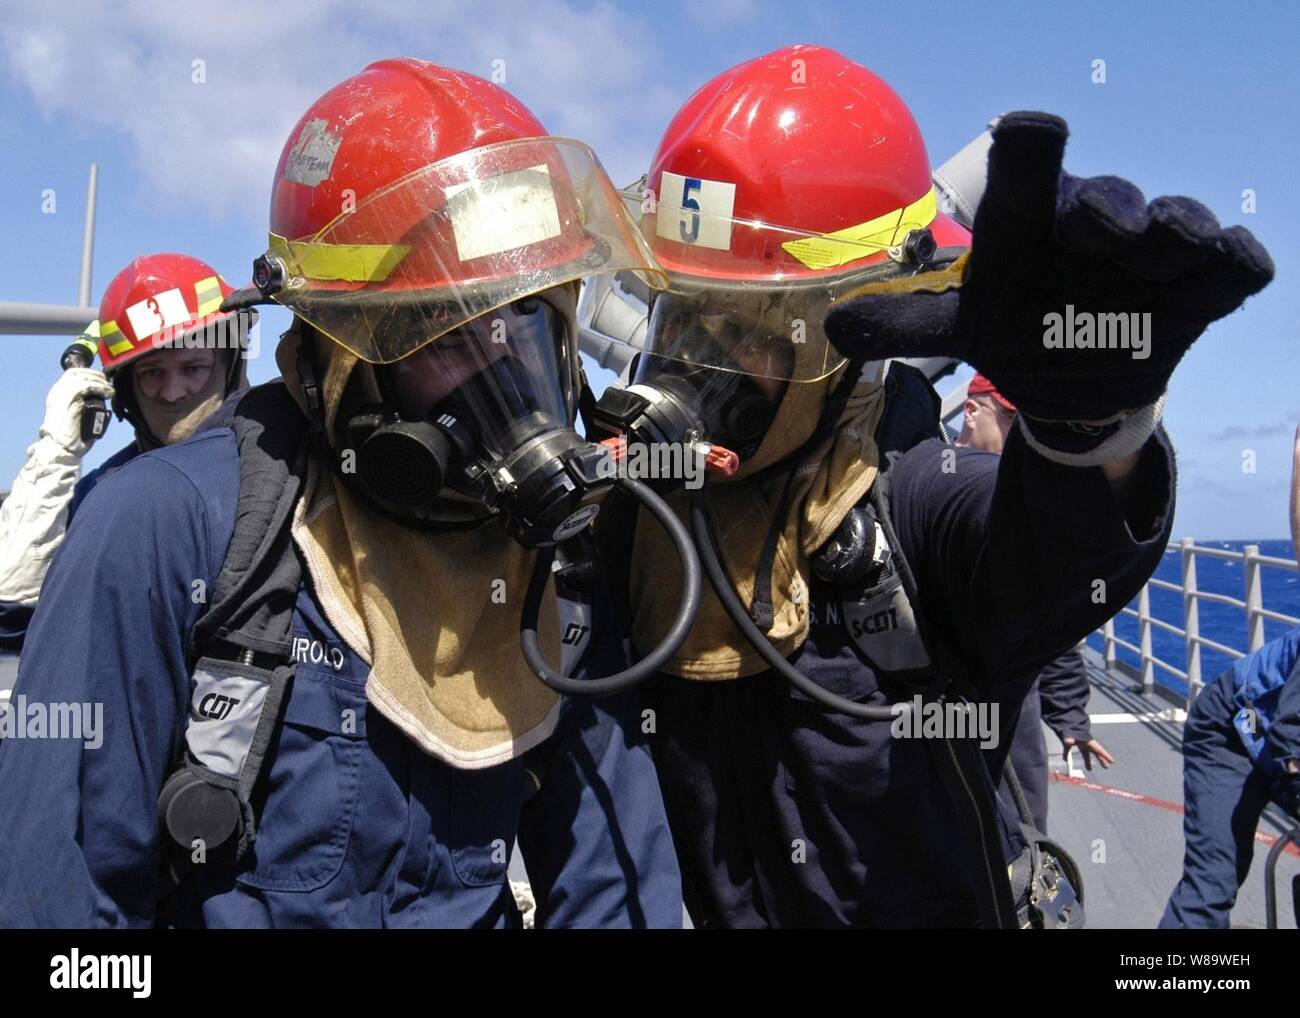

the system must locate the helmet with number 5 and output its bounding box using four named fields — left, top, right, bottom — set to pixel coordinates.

left=633, top=44, right=968, bottom=391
